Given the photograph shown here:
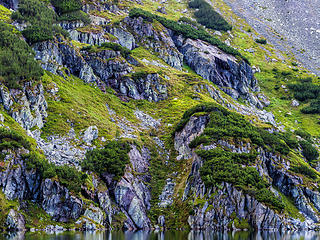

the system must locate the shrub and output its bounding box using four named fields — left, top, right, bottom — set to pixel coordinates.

left=22, top=25, right=54, bottom=44
left=188, top=0, right=232, bottom=31
left=52, top=25, right=70, bottom=38
left=50, top=0, right=82, bottom=15
left=81, top=141, right=131, bottom=181
left=58, top=10, right=90, bottom=24
left=299, top=140, right=319, bottom=162
left=0, top=22, right=44, bottom=88
left=255, top=39, right=267, bottom=44
left=198, top=148, right=285, bottom=212
left=99, top=42, right=131, bottom=58
left=0, top=127, right=31, bottom=150
left=290, top=165, right=317, bottom=180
